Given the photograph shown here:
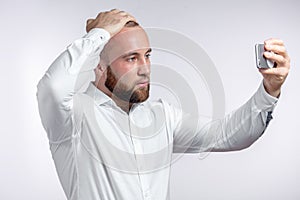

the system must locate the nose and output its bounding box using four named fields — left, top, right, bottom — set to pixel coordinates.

left=137, top=58, right=150, bottom=76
